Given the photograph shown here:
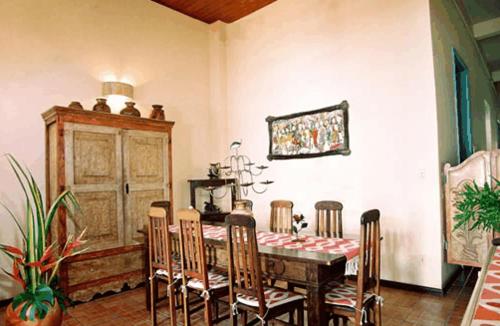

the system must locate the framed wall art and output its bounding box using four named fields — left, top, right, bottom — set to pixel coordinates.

left=266, top=100, right=350, bottom=160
